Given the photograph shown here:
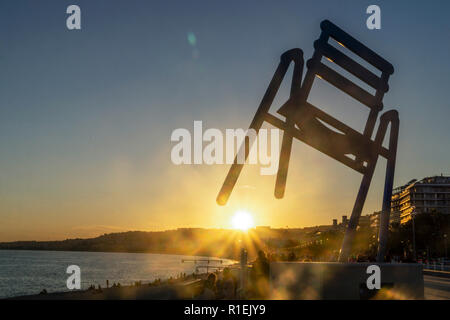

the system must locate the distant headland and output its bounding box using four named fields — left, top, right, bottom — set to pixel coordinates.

left=0, top=226, right=334, bottom=260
